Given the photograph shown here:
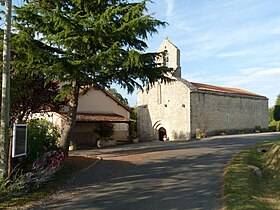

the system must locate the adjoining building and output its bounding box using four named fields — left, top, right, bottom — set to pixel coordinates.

left=36, top=87, right=132, bottom=148
left=137, top=38, right=268, bottom=141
